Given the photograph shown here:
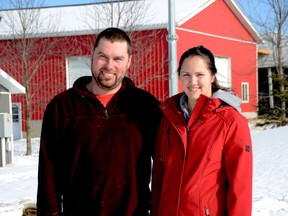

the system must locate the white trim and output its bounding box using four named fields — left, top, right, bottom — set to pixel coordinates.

left=176, top=0, right=215, bottom=26
left=176, top=27, right=257, bottom=45
left=215, top=56, right=231, bottom=88
left=0, top=69, right=25, bottom=94
left=66, top=56, right=91, bottom=89
left=65, top=57, right=70, bottom=89
left=224, top=0, right=262, bottom=43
